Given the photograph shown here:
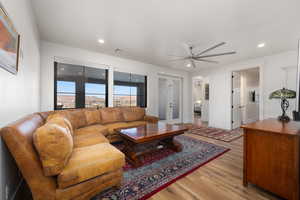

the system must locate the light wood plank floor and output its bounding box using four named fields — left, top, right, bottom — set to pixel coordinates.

left=149, top=130, right=282, bottom=200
